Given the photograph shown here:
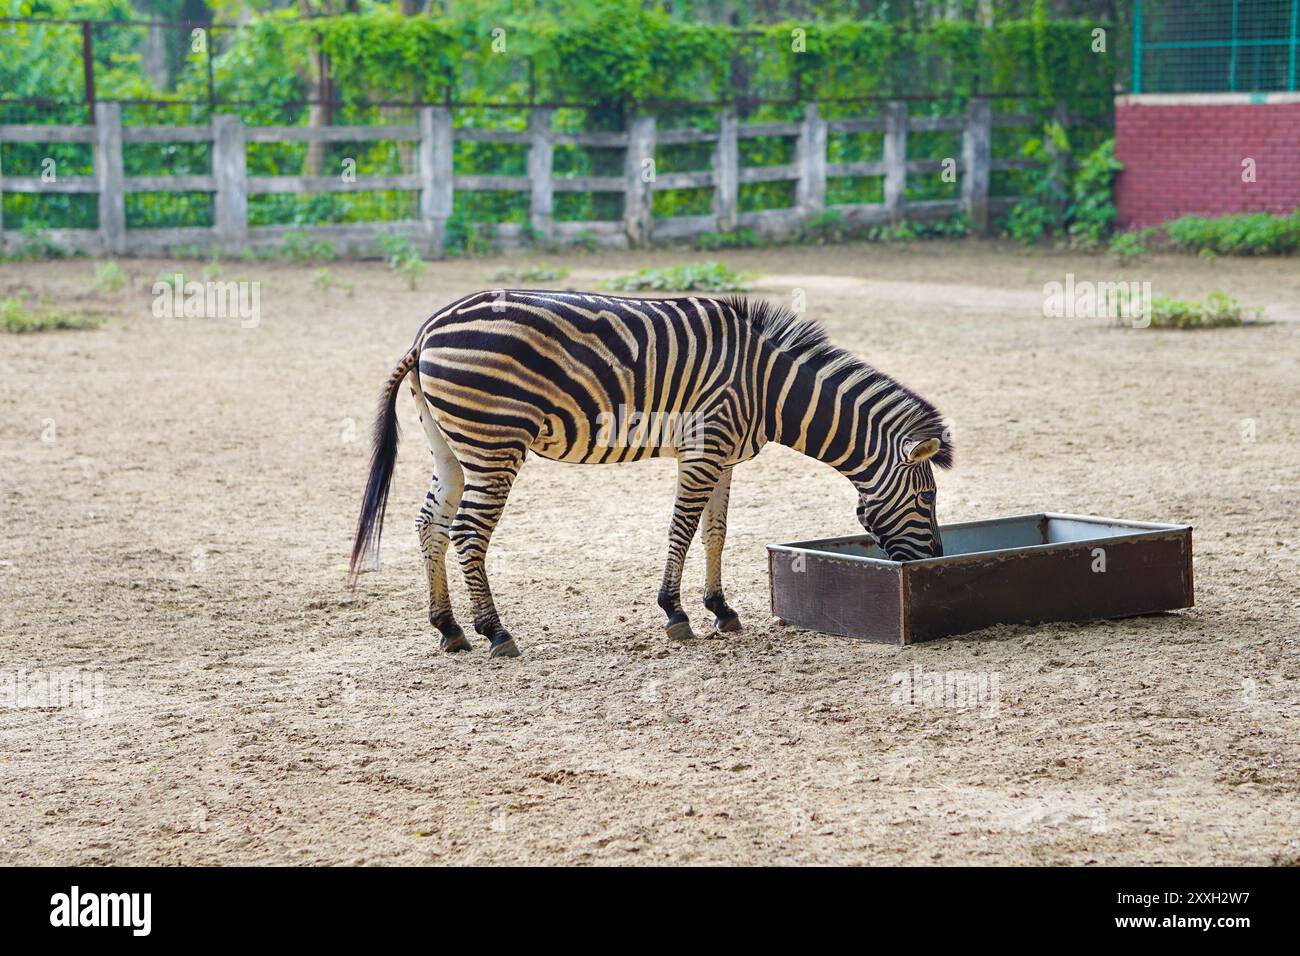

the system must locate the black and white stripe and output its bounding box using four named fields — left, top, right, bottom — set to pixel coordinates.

left=351, top=290, right=952, bottom=657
